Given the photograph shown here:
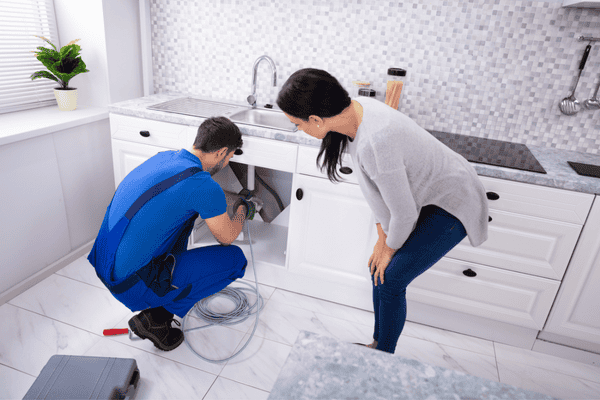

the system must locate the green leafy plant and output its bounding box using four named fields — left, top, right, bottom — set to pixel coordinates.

left=30, top=36, right=89, bottom=90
